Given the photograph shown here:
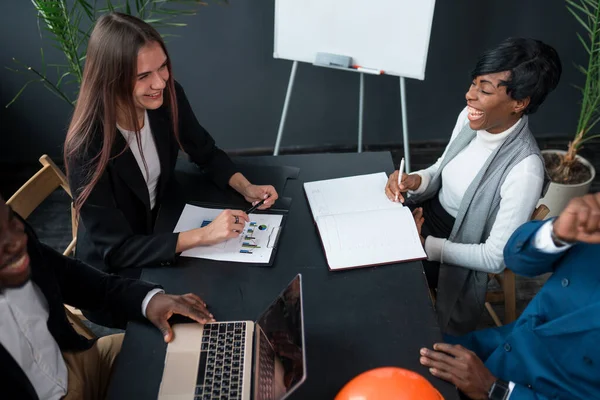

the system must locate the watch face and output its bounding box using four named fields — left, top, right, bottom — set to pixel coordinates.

left=489, top=380, right=510, bottom=400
